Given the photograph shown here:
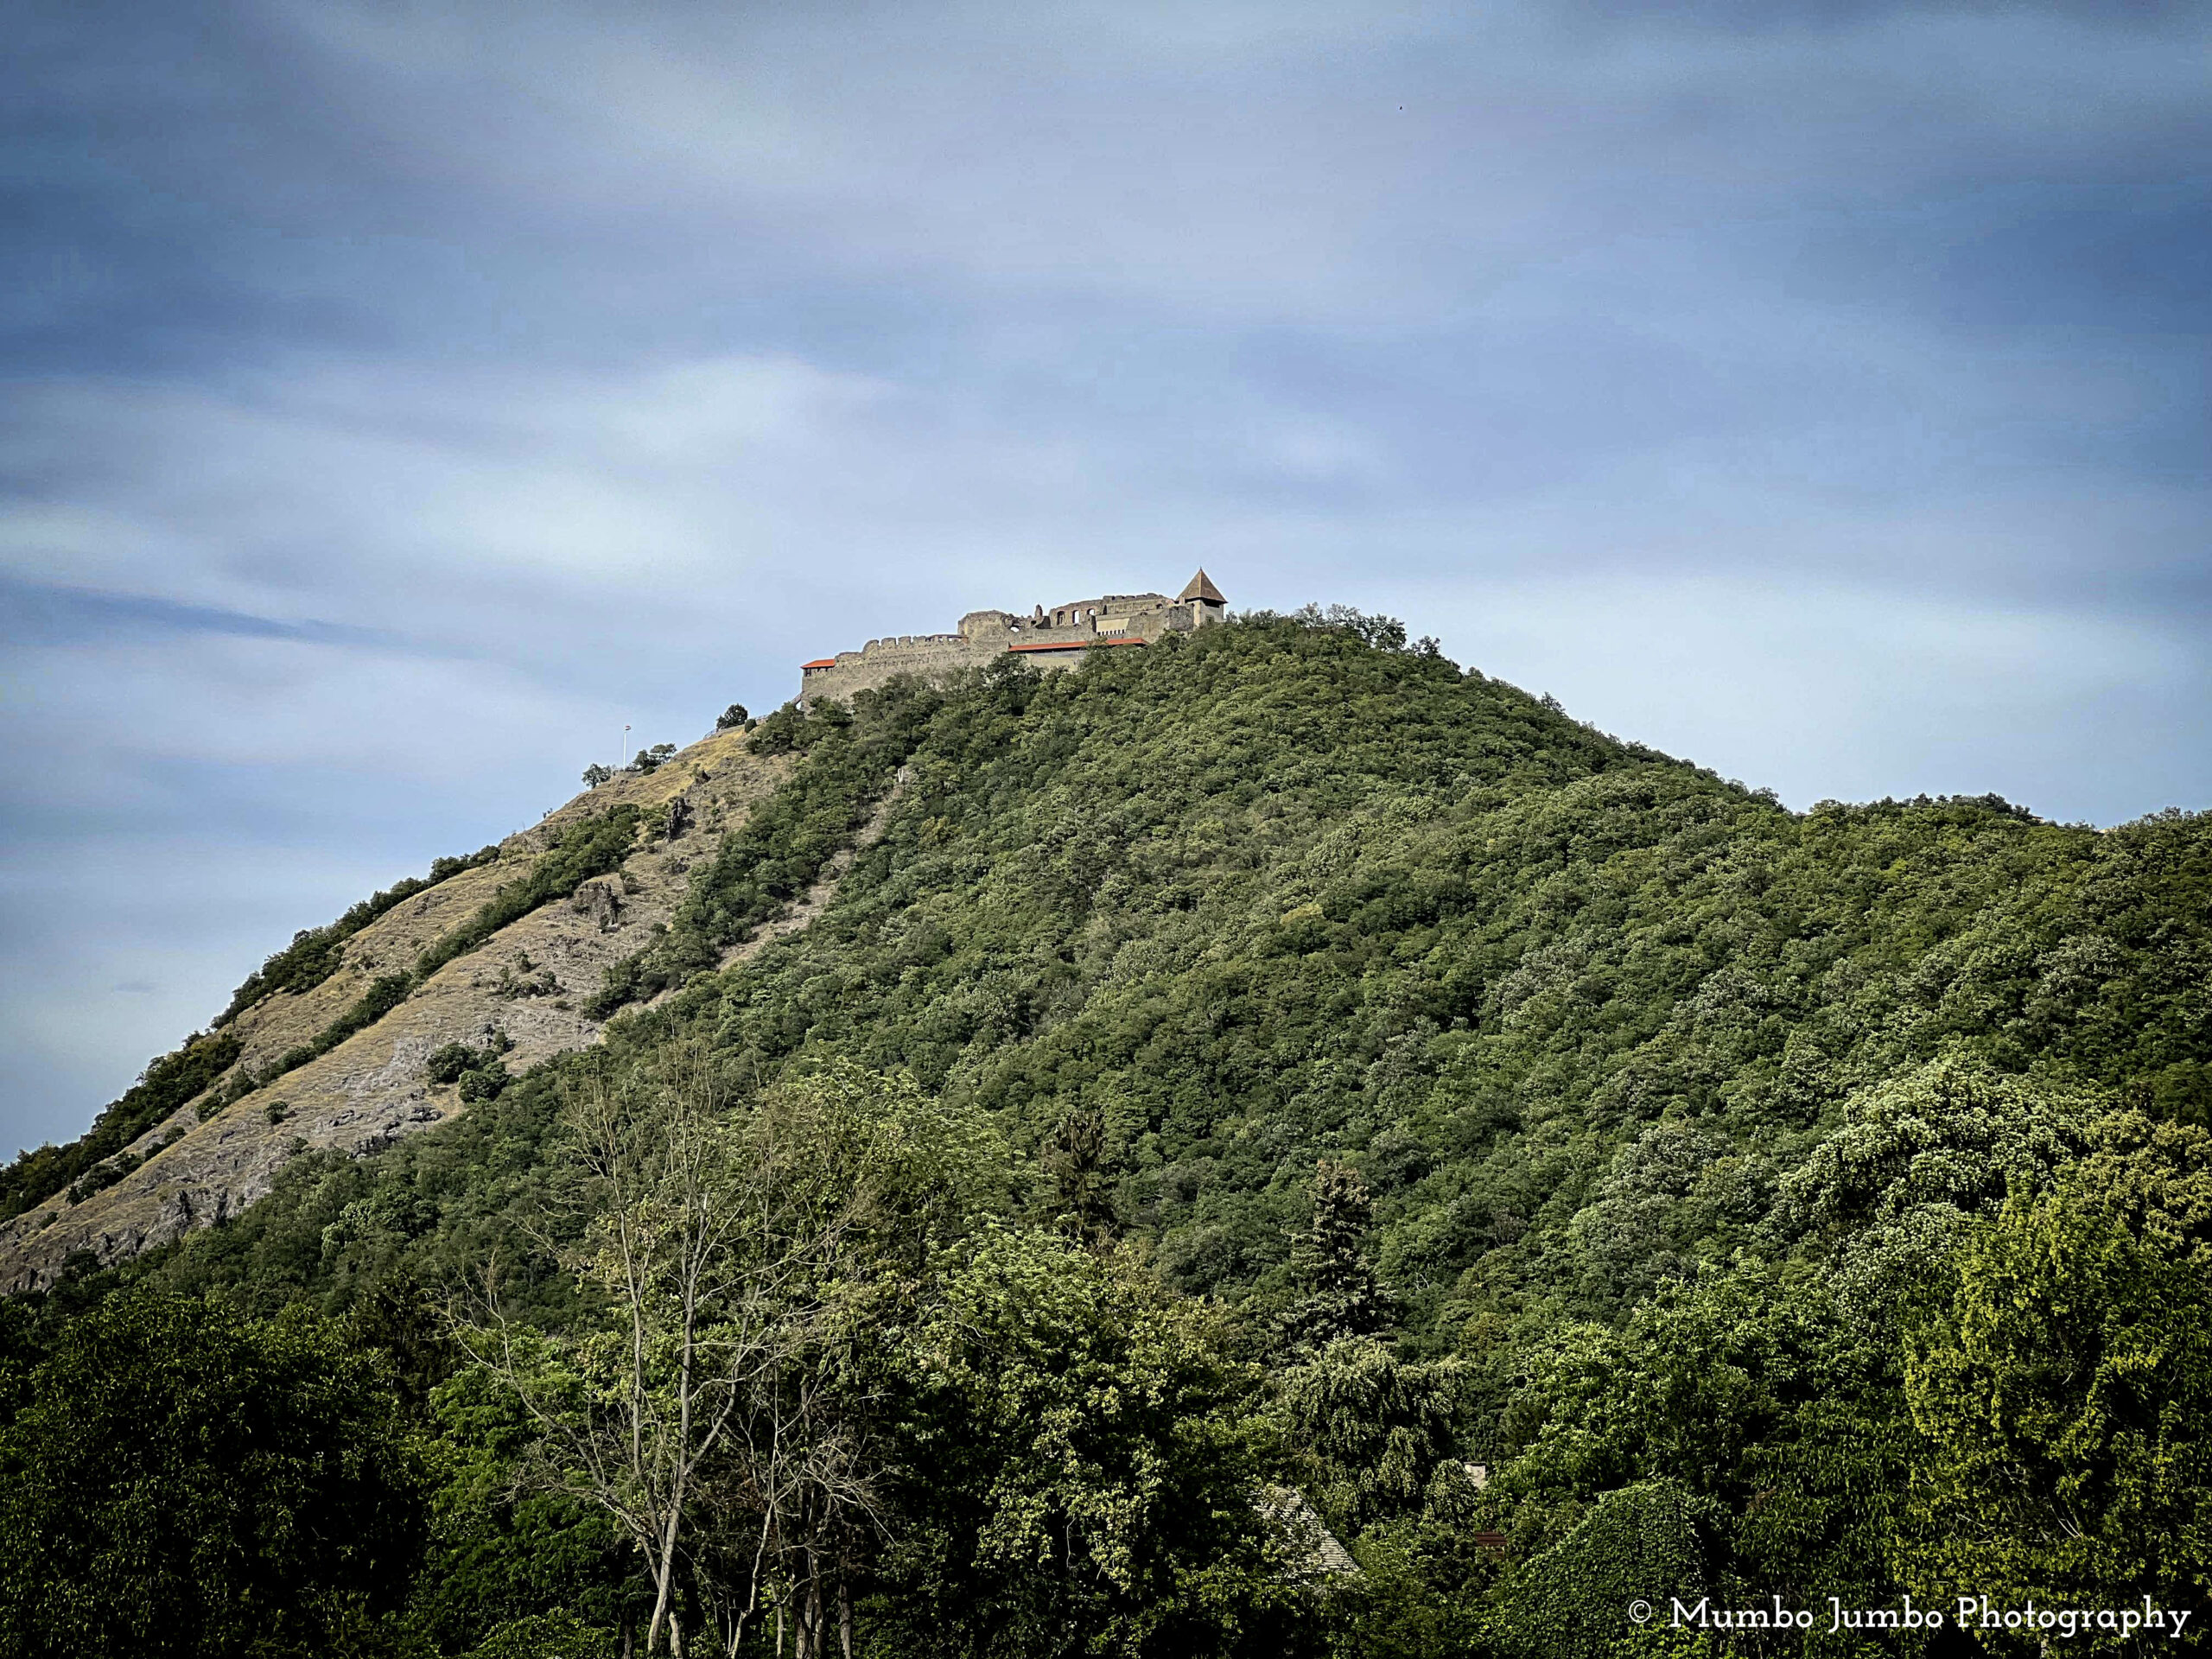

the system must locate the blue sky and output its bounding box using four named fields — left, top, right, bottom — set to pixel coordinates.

left=4, top=0, right=2208, bottom=1157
